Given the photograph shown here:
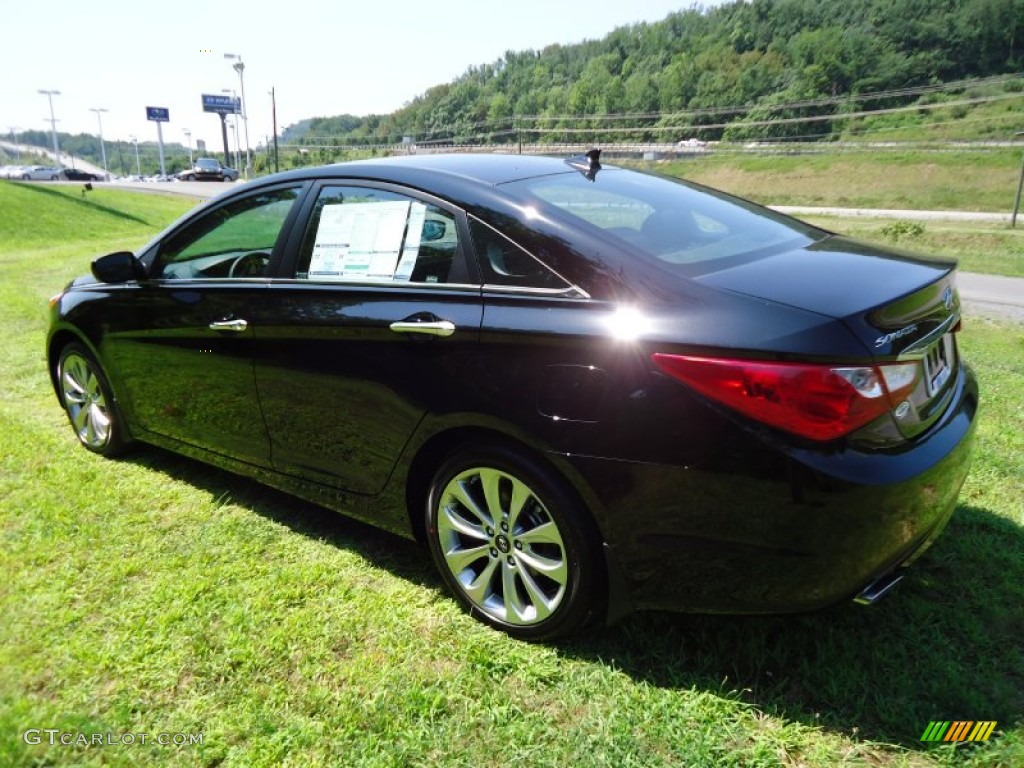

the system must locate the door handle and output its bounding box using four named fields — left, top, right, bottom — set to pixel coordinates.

left=389, top=320, right=456, bottom=337
left=208, top=318, right=248, bottom=332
